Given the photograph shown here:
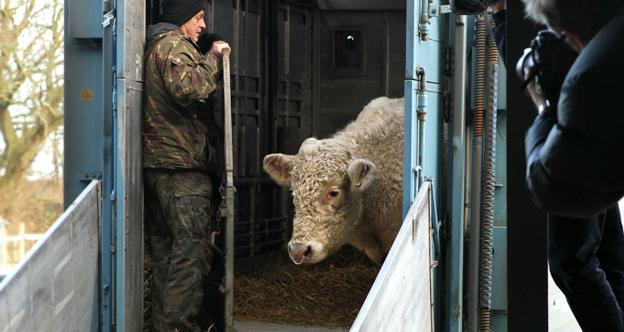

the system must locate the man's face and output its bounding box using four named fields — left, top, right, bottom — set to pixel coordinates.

left=550, top=26, right=585, bottom=53
left=181, top=10, right=206, bottom=43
